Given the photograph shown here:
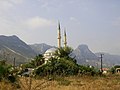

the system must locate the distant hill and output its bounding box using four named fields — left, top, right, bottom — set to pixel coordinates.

left=71, top=44, right=98, bottom=65
left=95, top=53, right=120, bottom=67
left=0, top=35, right=36, bottom=65
left=1, top=35, right=120, bottom=67
left=71, top=44, right=120, bottom=67
left=30, top=43, right=54, bottom=54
